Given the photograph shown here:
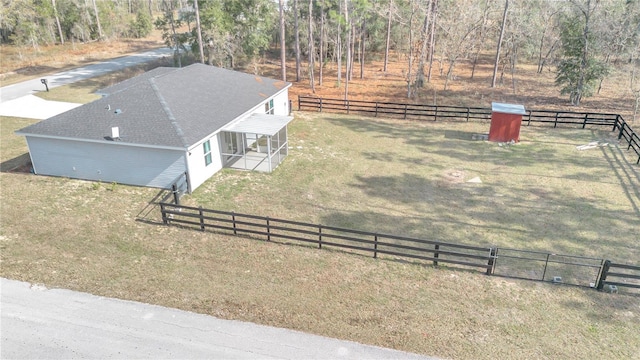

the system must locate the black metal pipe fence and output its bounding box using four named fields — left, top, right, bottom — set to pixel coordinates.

left=159, top=203, right=639, bottom=293
left=298, top=95, right=640, bottom=164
